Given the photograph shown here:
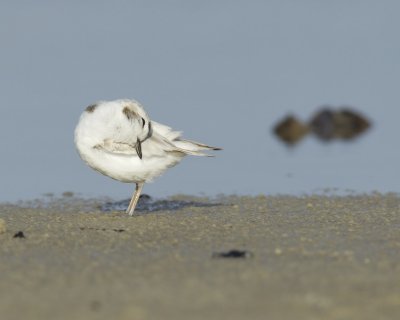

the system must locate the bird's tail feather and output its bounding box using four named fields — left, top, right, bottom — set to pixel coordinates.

left=173, top=139, right=222, bottom=157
